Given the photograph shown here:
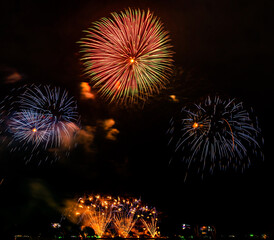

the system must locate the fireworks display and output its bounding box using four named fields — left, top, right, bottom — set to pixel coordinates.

left=68, top=195, right=115, bottom=237
left=19, top=84, right=80, bottom=148
left=0, top=3, right=270, bottom=238
left=112, top=197, right=141, bottom=238
left=79, top=8, right=174, bottom=104
left=64, top=194, right=160, bottom=238
left=140, top=207, right=160, bottom=238
left=8, top=110, right=51, bottom=150
left=168, top=96, right=264, bottom=179
left=0, top=84, right=80, bottom=163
